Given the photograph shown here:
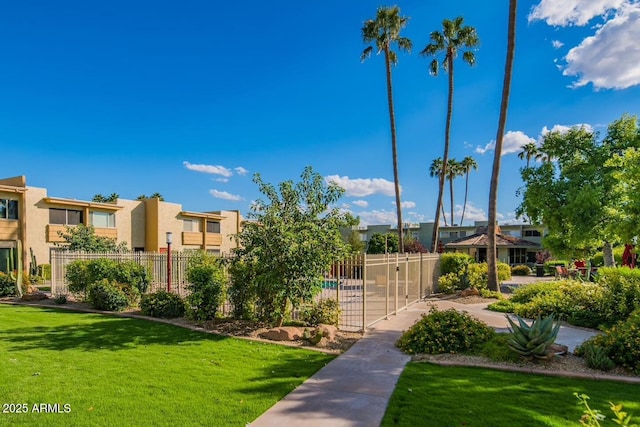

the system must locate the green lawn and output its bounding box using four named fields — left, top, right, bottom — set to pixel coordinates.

left=0, top=305, right=334, bottom=426
left=382, top=363, right=640, bottom=427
